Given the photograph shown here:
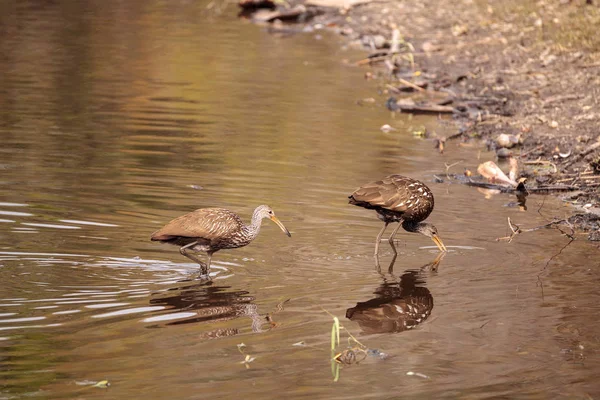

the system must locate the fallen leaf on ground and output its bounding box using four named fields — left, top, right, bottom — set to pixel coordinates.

left=508, top=157, right=519, bottom=182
